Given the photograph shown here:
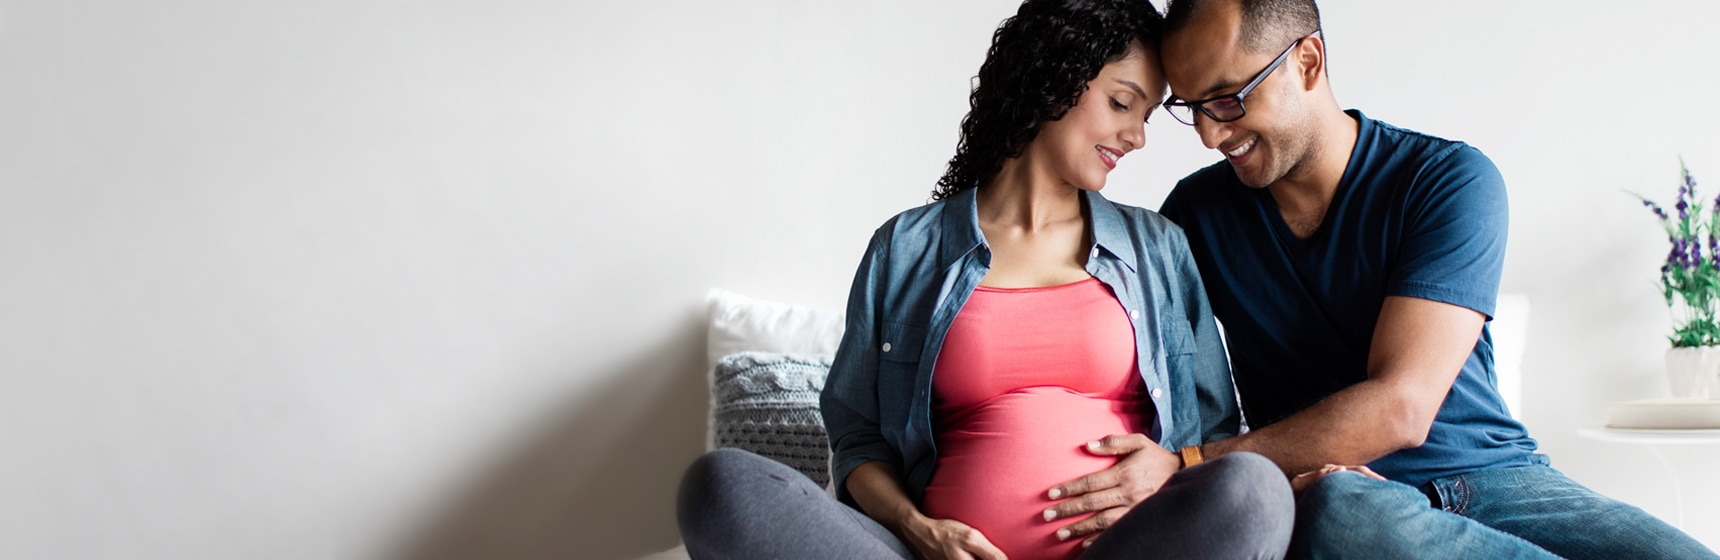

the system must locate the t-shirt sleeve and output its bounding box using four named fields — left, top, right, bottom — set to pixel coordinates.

left=1386, top=144, right=1507, bottom=319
